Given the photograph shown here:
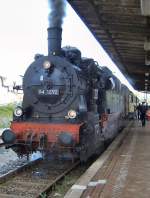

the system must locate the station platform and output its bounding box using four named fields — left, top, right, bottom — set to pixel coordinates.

left=65, top=120, right=150, bottom=198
